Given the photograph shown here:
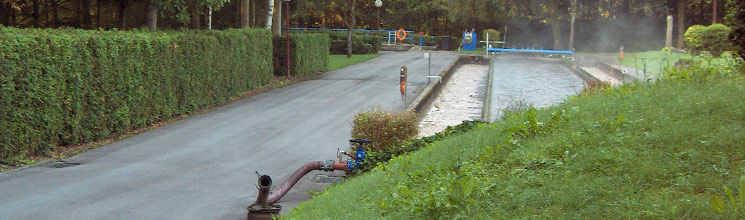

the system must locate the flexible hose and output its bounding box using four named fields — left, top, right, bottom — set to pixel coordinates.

left=266, top=161, right=346, bottom=204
